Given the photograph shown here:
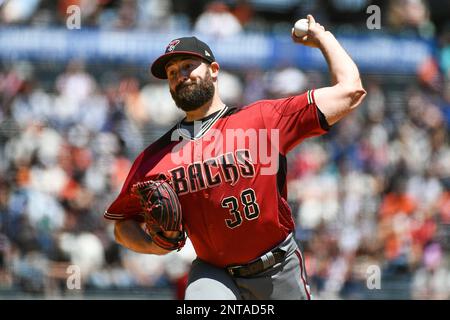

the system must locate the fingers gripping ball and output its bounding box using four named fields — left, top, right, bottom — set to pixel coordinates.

left=132, top=174, right=186, bottom=251
left=294, top=18, right=309, bottom=37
